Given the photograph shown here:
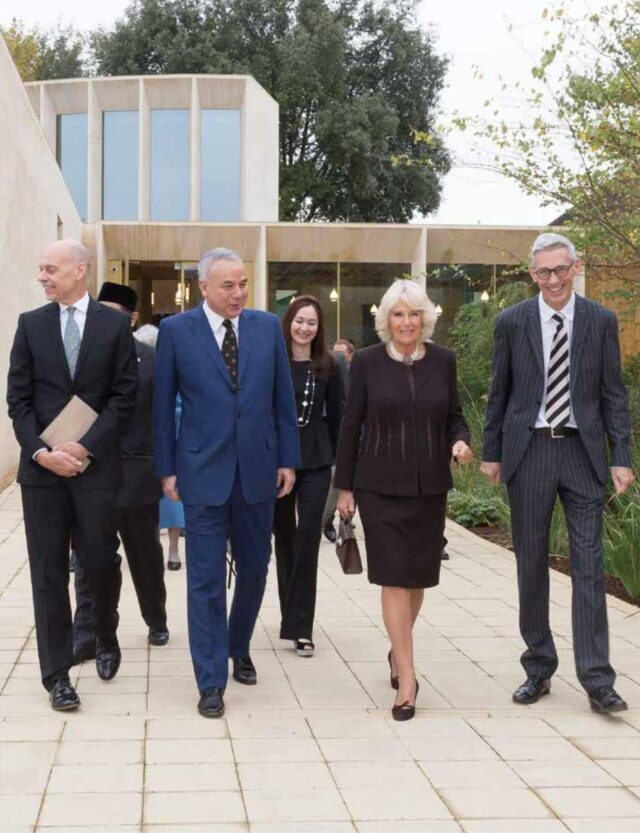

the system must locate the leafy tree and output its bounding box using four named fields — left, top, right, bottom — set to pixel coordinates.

left=452, top=0, right=640, bottom=305
left=1, top=19, right=84, bottom=81
left=89, top=0, right=450, bottom=221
